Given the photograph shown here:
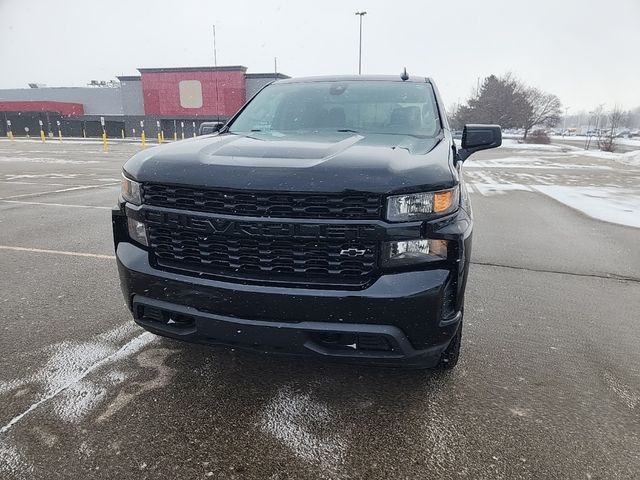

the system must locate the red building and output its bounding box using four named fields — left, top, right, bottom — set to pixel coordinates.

left=139, top=66, right=248, bottom=118
left=0, top=101, right=84, bottom=117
